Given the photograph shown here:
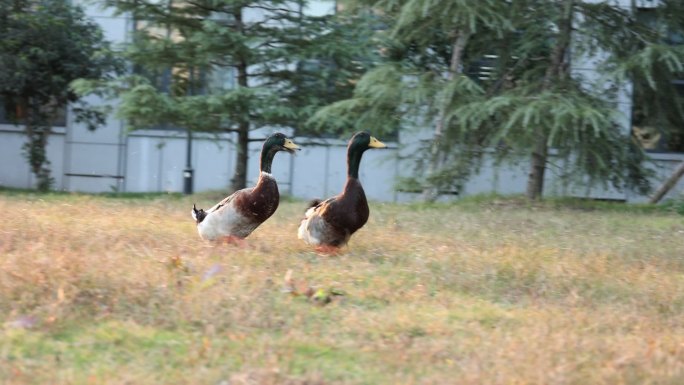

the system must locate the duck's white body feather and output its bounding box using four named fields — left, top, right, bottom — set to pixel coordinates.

left=297, top=206, right=325, bottom=245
